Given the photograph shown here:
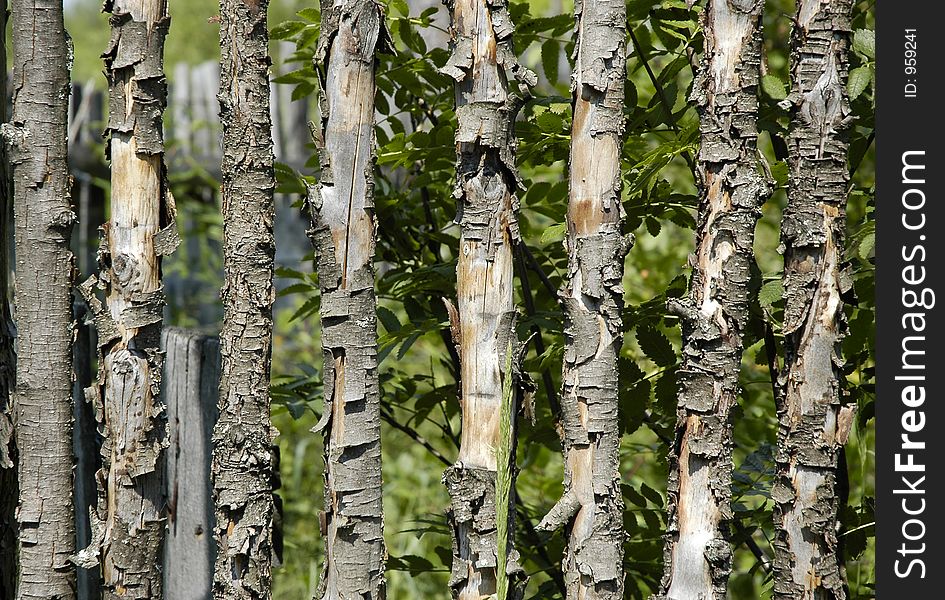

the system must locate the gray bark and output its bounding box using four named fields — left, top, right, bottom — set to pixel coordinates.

left=308, top=1, right=387, bottom=598
left=537, top=2, right=630, bottom=599
left=657, top=1, right=767, bottom=598
left=439, top=0, right=535, bottom=598
left=213, top=1, right=277, bottom=598
left=0, top=2, right=18, bottom=595
left=3, top=0, right=77, bottom=598
left=772, top=1, right=853, bottom=598
left=164, top=328, right=220, bottom=600
left=74, top=1, right=177, bottom=597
